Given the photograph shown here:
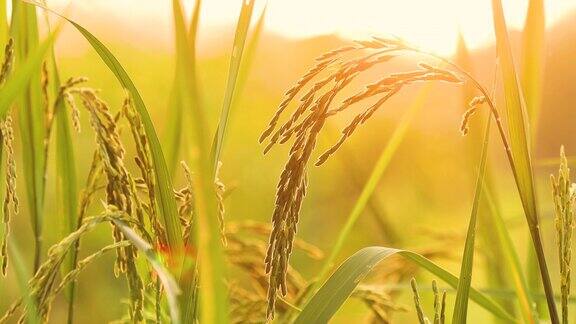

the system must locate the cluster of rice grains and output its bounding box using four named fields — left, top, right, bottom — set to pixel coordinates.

left=551, top=146, right=576, bottom=324
left=0, top=38, right=17, bottom=277
left=260, top=37, right=467, bottom=318
left=0, top=75, right=177, bottom=323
